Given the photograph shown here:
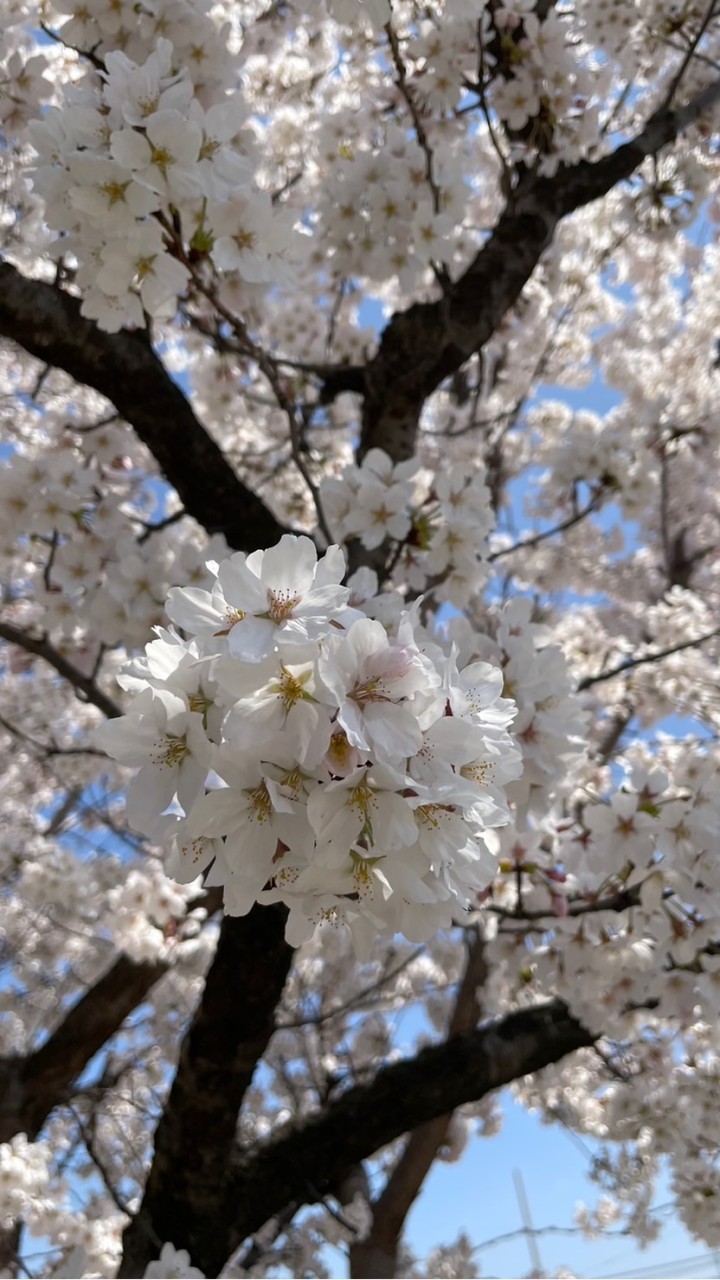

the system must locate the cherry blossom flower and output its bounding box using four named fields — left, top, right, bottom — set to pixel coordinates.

left=318, top=616, right=440, bottom=761
left=167, top=536, right=351, bottom=662
left=110, top=110, right=204, bottom=200
left=143, top=1242, right=205, bottom=1279
left=93, top=688, right=213, bottom=832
